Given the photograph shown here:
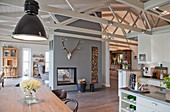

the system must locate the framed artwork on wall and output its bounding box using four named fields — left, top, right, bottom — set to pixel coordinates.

left=139, top=54, right=146, bottom=61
